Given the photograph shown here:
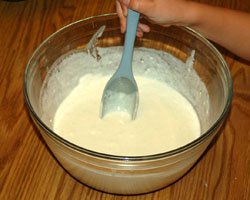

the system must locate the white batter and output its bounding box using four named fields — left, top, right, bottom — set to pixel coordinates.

left=53, top=74, right=200, bottom=156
